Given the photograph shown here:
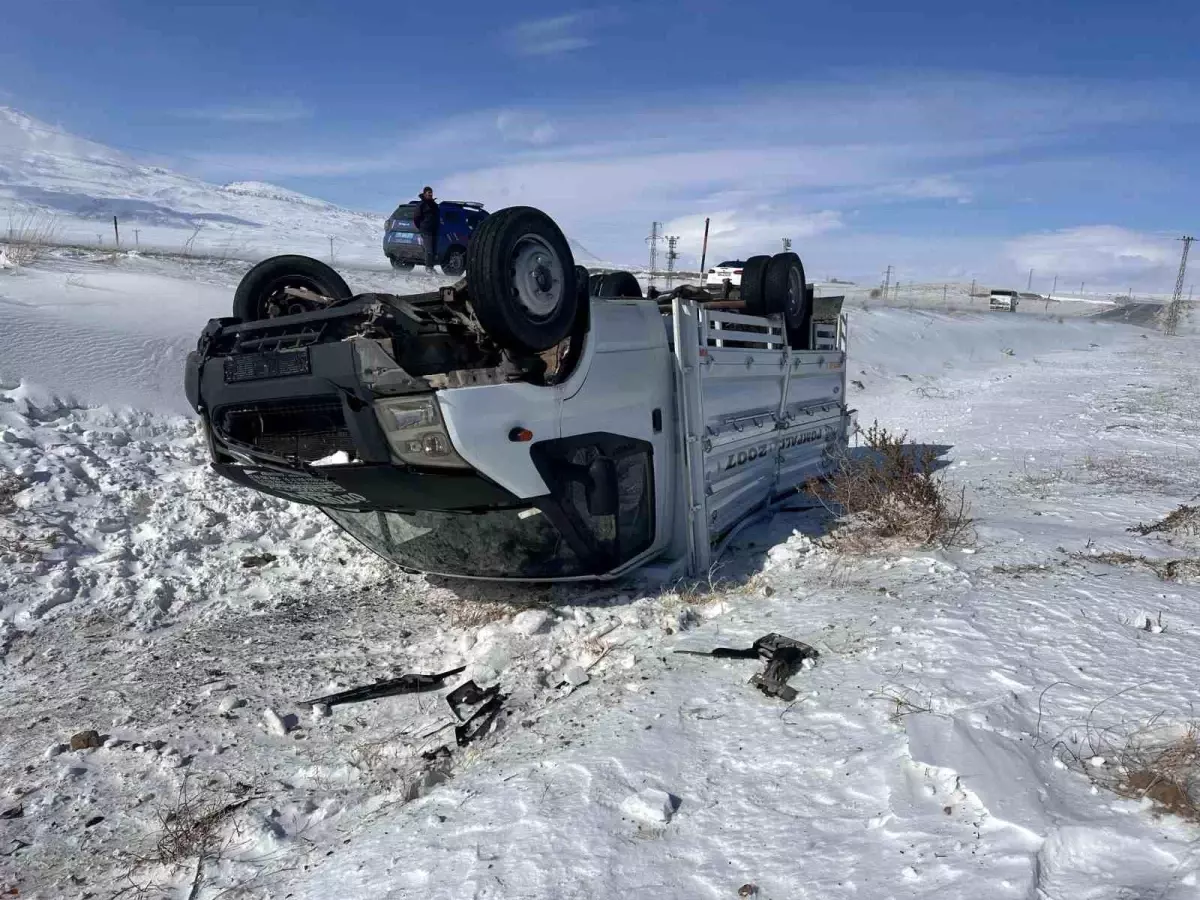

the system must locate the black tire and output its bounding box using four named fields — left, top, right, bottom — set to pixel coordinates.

left=740, top=255, right=771, bottom=315
left=233, top=255, right=352, bottom=321
left=764, top=253, right=811, bottom=349
left=575, top=266, right=591, bottom=306
left=442, top=246, right=467, bottom=277
left=390, top=257, right=414, bottom=272
left=596, top=271, right=642, bottom=299
left=464, top=206, right=578, bottom=353
left=588, top=273, right=604, bottom=296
